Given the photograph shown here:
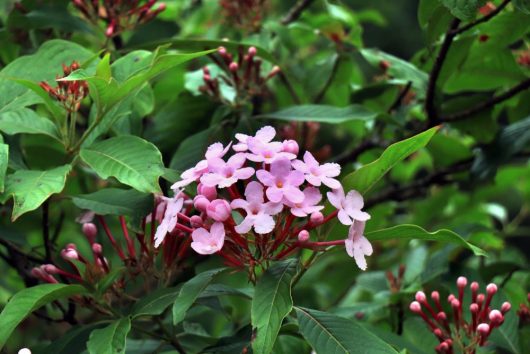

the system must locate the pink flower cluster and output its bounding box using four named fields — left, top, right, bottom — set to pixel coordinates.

left=410, top=277, right=511, bottom=353
left=155, top=126, right=373, bottom=271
